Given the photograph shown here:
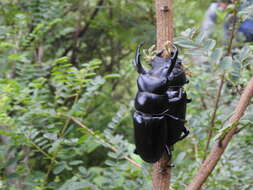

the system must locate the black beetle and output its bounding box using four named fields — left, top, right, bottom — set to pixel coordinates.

left=133, top=43, right=190, bottom=163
